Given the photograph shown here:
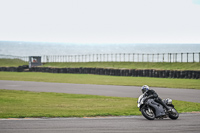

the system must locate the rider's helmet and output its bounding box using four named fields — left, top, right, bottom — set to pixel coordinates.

left=141, top=85, right=149, bottom=93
